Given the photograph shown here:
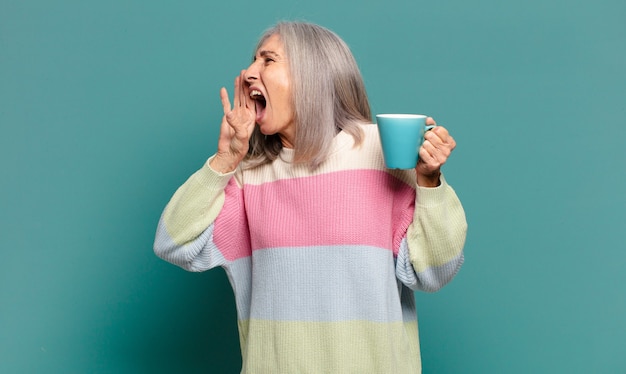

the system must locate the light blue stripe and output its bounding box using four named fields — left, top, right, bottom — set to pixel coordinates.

left=225, top=257, right=252, bottom=320
left=396, top=237, right=465, bottom=292
left=241, top=245, right=413, bottom=323
left=153, top=218, right=226, bottom=272
left=153, top=218, right=255, bottom=320
left=154, top=222, right=420, bottom=323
